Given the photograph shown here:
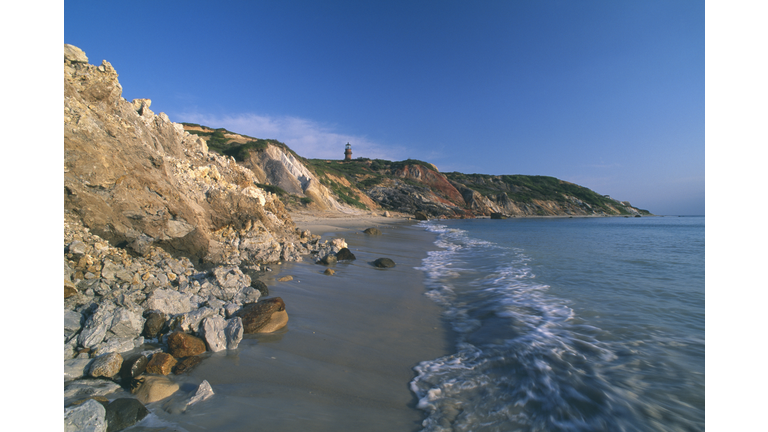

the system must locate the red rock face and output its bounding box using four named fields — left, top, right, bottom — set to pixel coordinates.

left=167, top=332, right=207, bottom=358
left=393, top=165, right=465, bottom=205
